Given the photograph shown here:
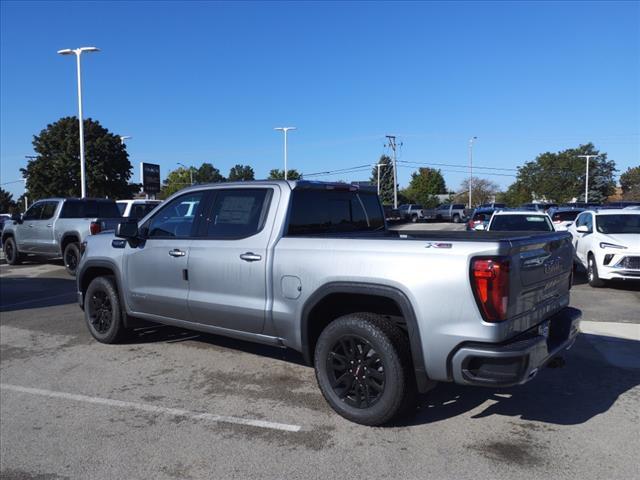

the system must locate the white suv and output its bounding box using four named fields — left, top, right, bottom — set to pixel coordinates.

left=567, top=209, right=640, bottom=287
